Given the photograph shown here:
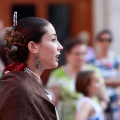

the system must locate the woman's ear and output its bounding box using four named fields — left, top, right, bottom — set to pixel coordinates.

left=28, top=41, right=39, bottom=54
